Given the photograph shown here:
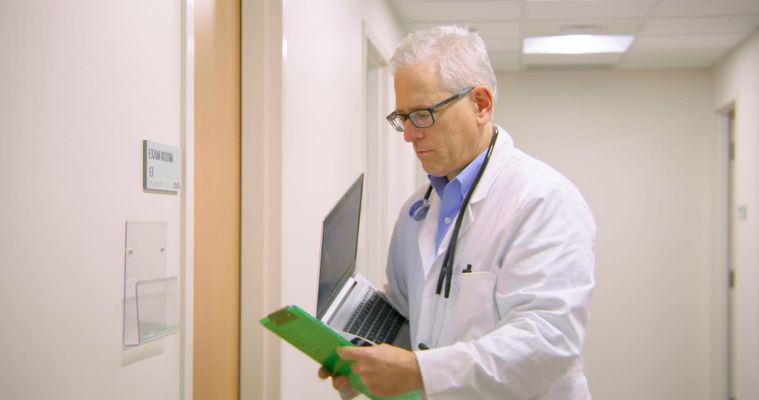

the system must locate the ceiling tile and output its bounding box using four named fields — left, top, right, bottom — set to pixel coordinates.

left=393, top=1, right=520, bottom=22
left=631, top=33, right=748, bottom=50
left=526, top=0, right=658, bottom=20
left=405, top=21, right=521, bottom=37
left=653, top=0, right=759, bottom=17
left=523, top=52, right=624, bottom=66
left=489, top=52, right=521, bottom=71
left=523, top=19, right=642, bottom=36
left=389, top=0, right=758, bottom=69
left=639, top=16, right=759, bottom=36
left=619, top=48, right=727, bottom=68
left=392, top=0, right=476, bottom=1
left=483, top=36, right=521, bottom=51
